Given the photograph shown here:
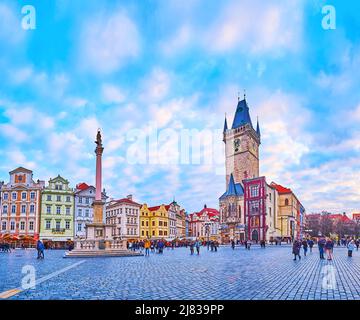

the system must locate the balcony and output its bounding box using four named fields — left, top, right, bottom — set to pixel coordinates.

left=52, top=228, right=66, bottom=234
